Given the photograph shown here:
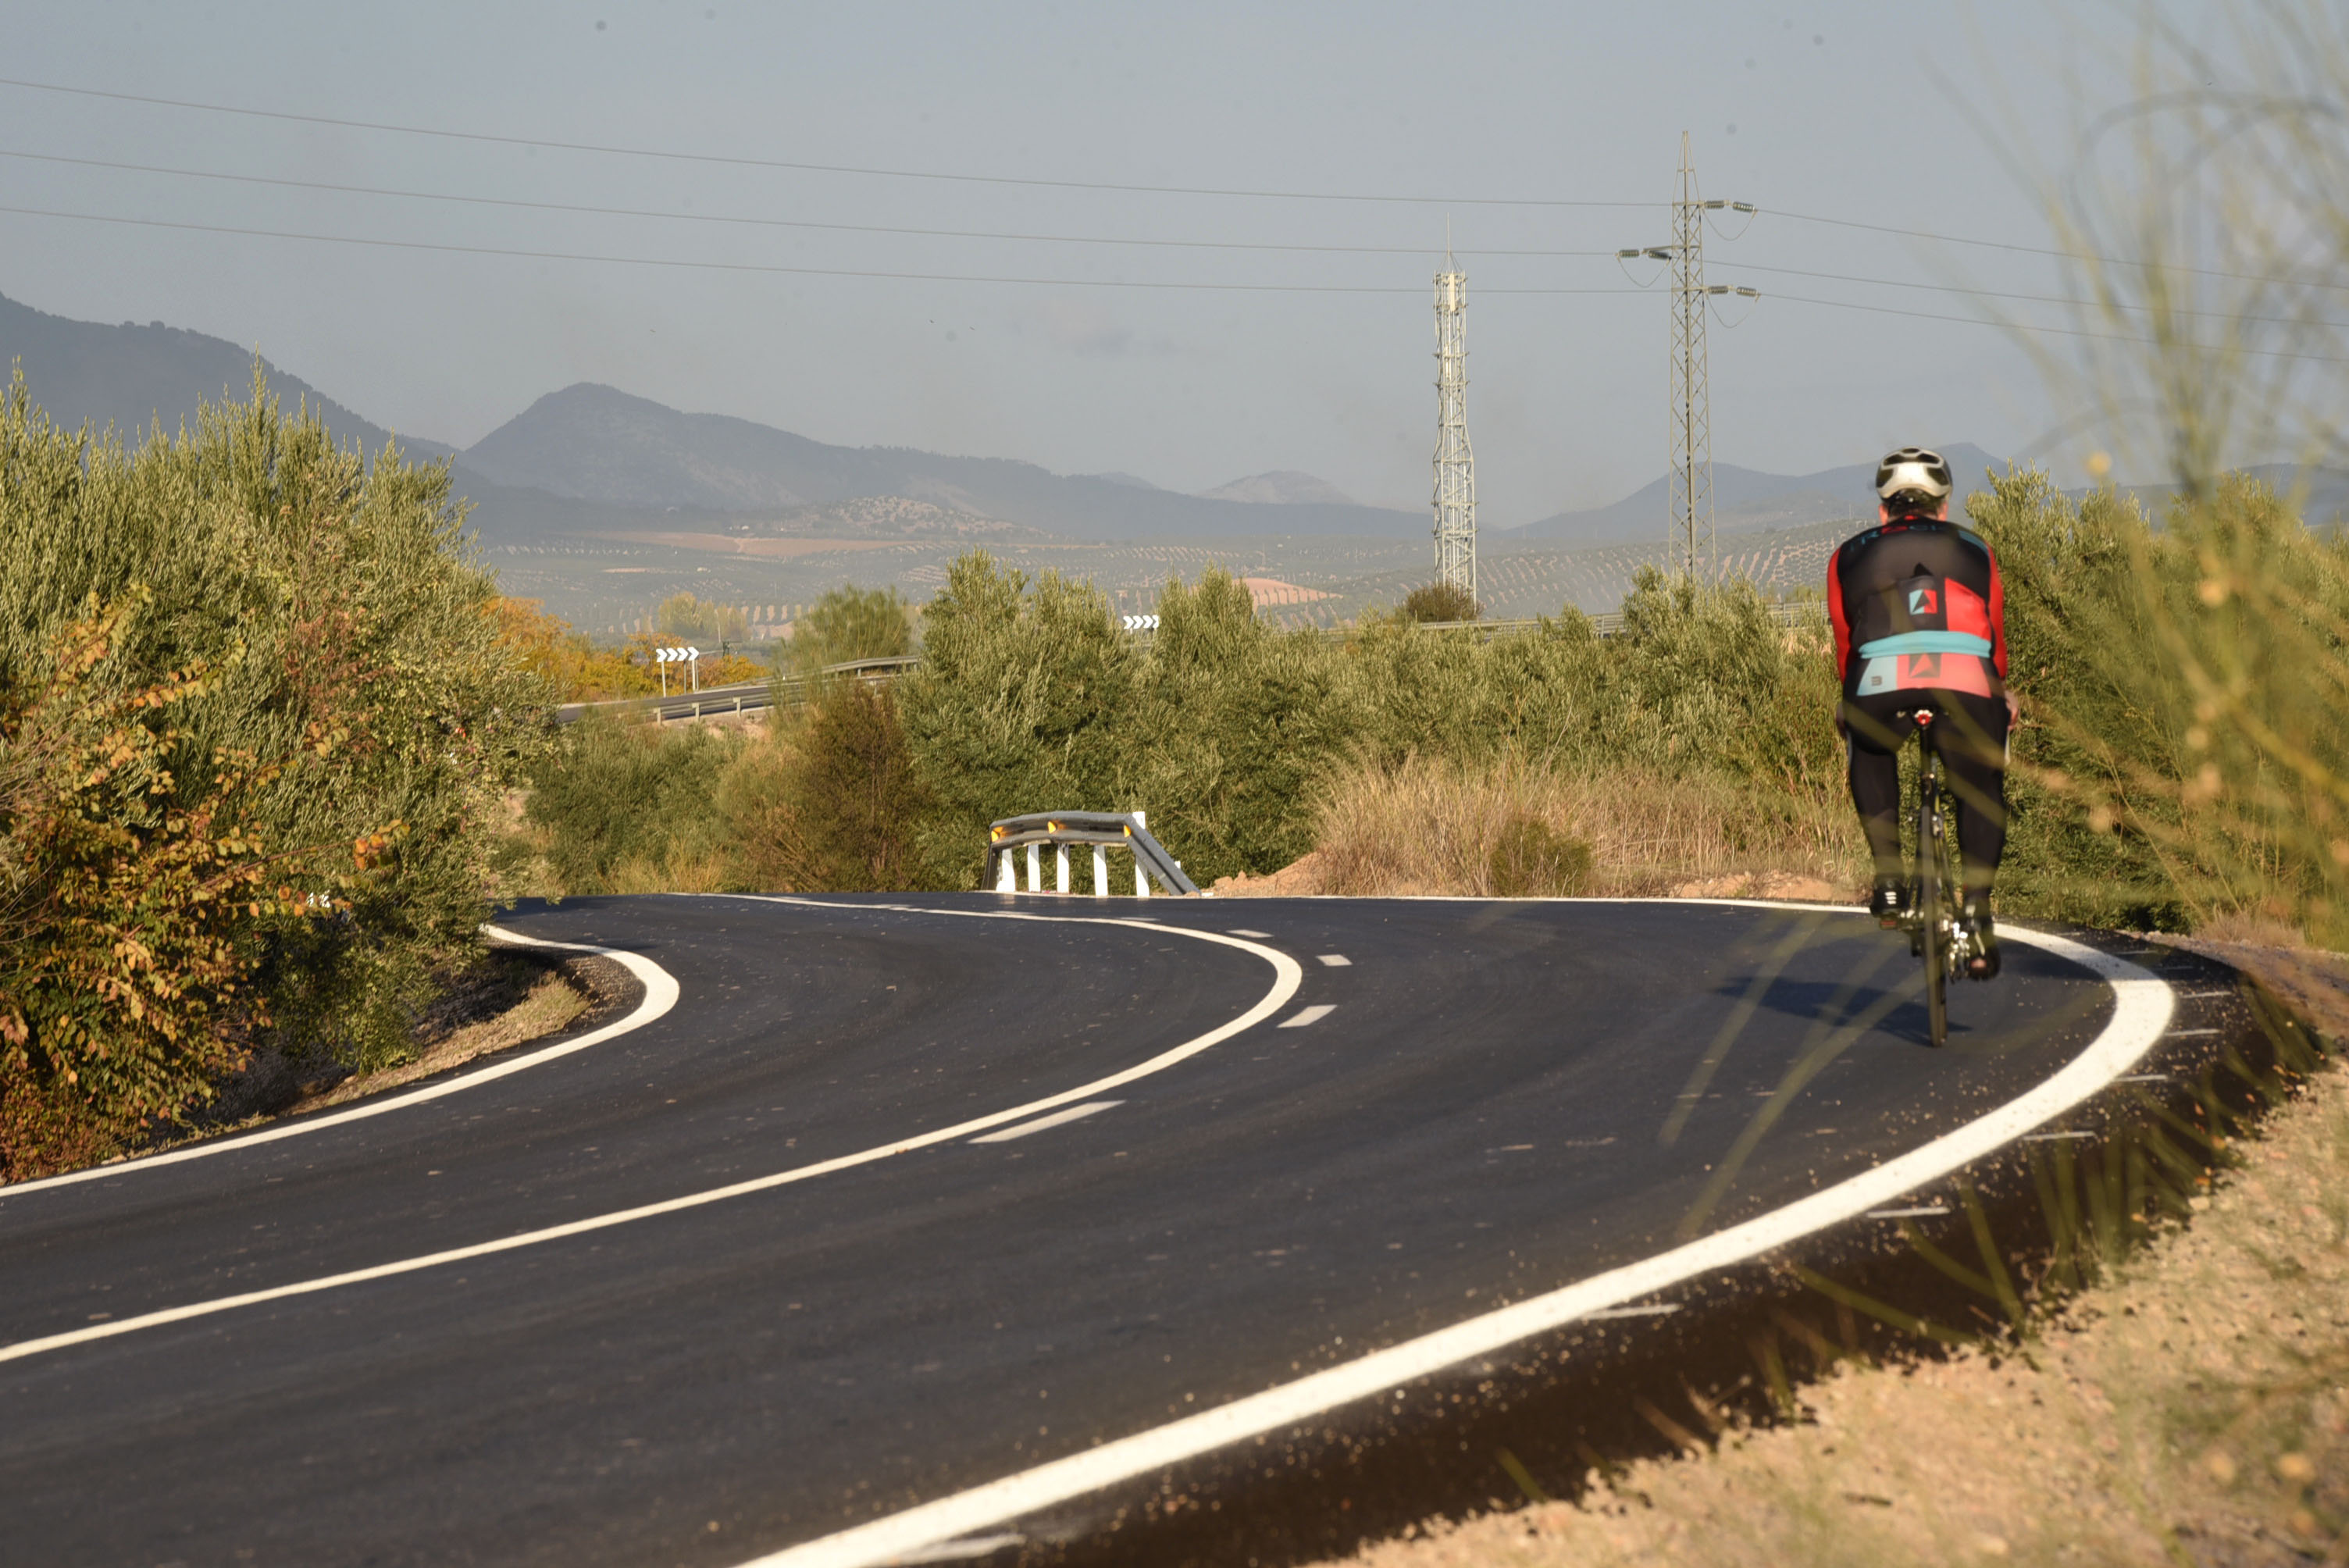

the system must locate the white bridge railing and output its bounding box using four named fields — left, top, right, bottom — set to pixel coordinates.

left=986, top=811, right=1200, bottom=898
